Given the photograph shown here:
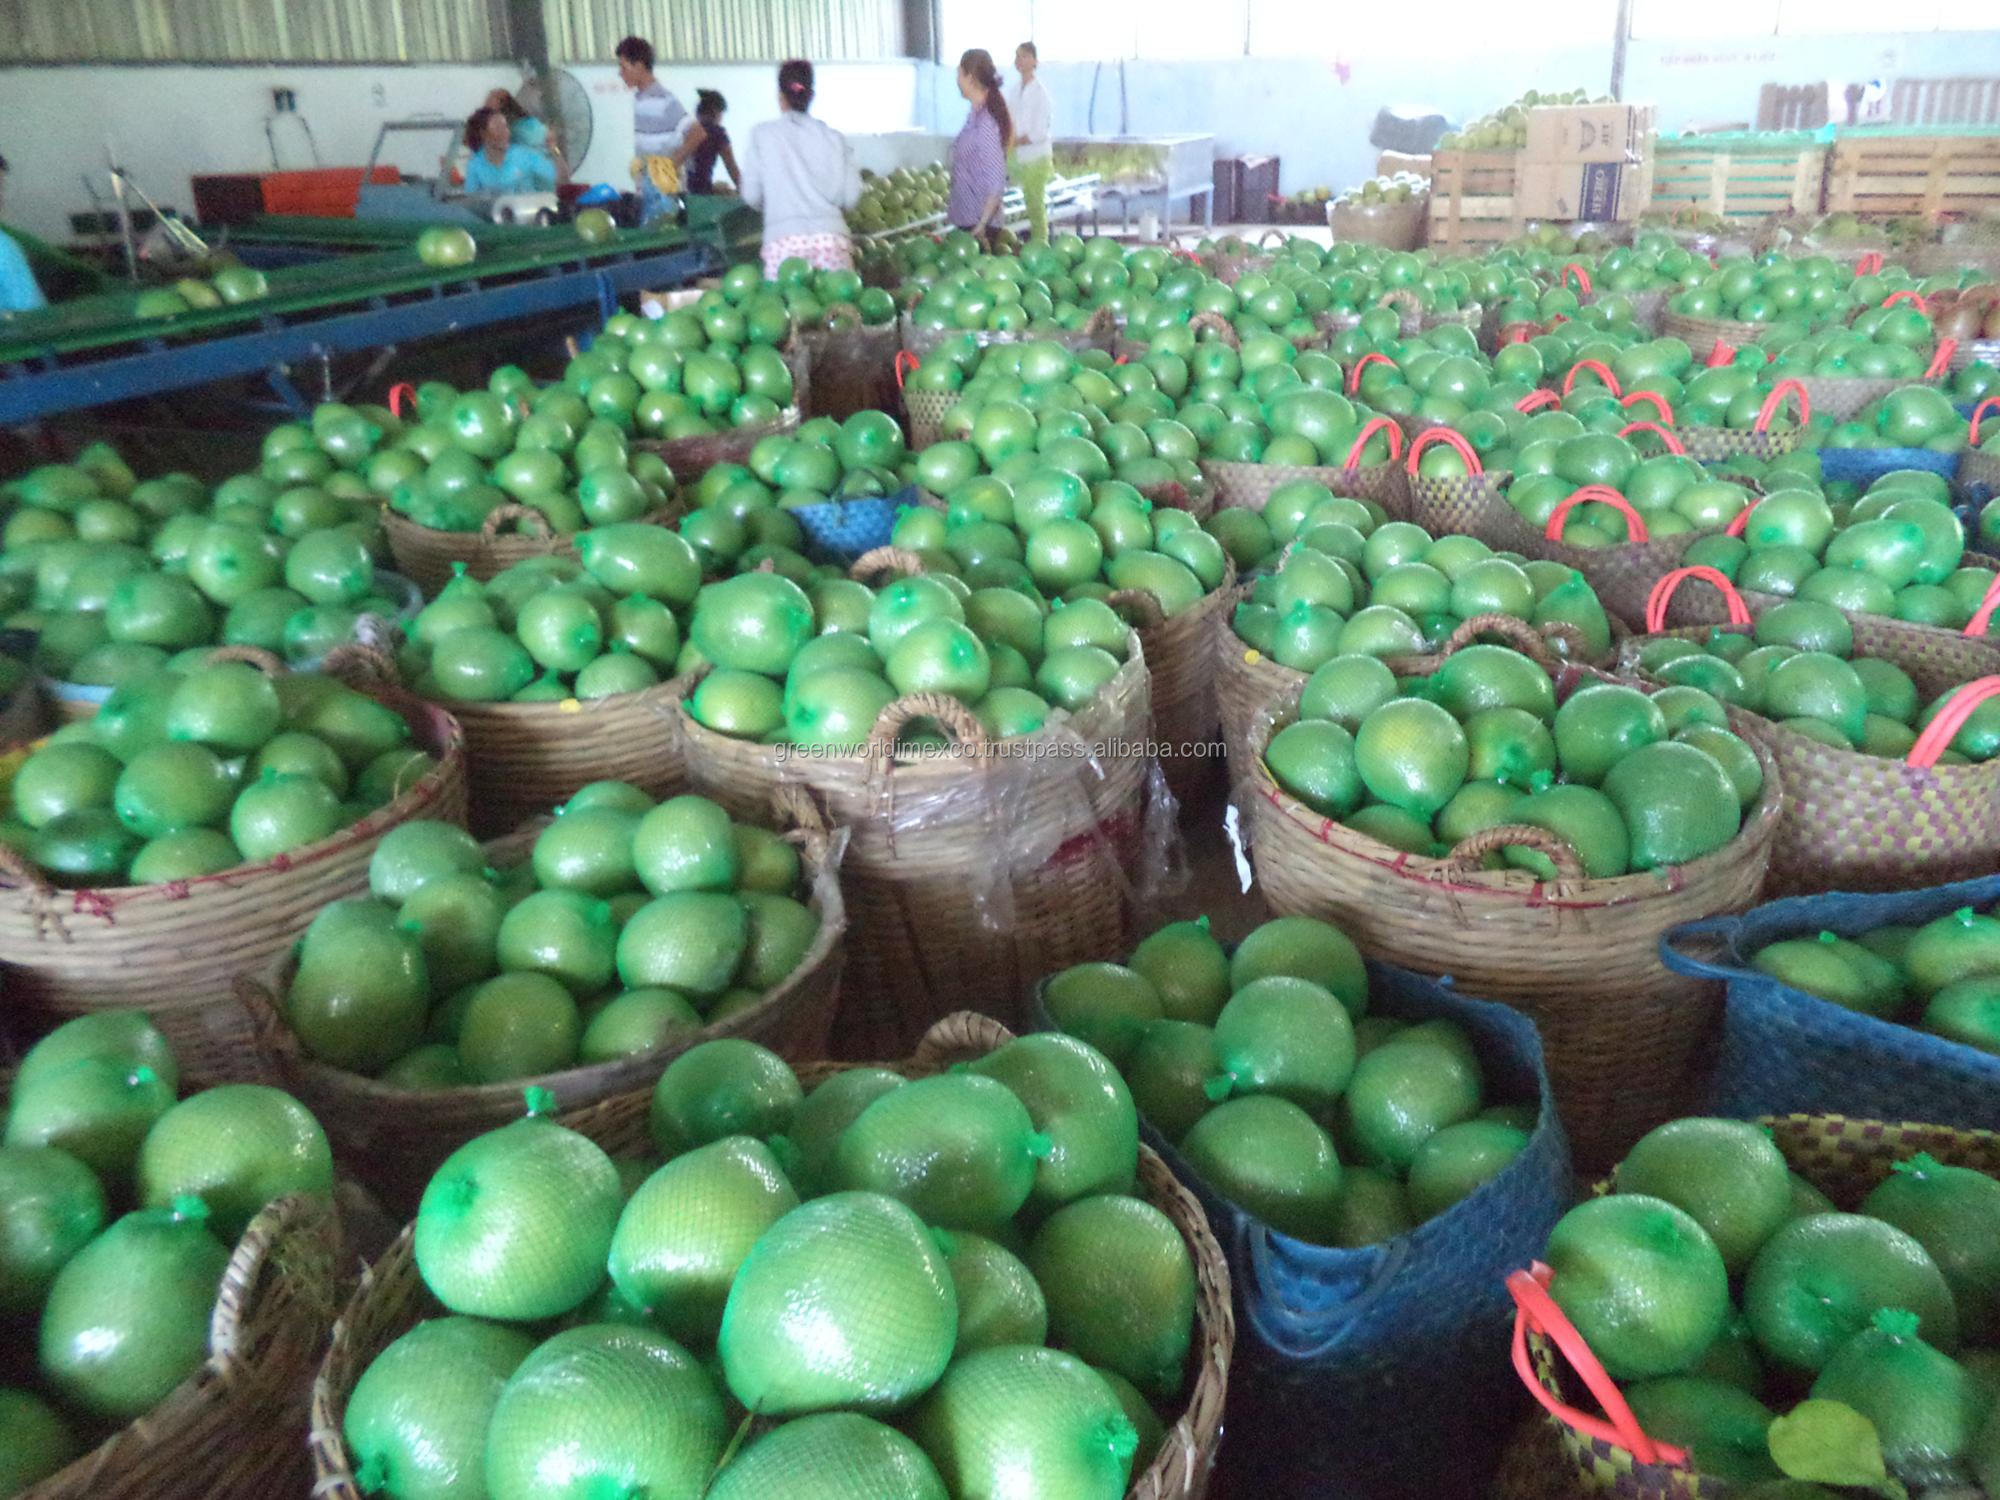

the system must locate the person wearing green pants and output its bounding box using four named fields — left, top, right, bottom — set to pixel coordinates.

left=1007, top=42, right=1054, bottom=242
